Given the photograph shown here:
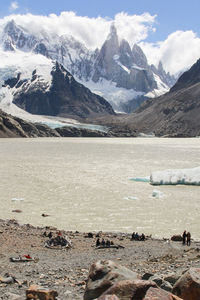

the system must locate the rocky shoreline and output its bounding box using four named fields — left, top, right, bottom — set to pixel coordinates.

left=1, top=219, right=200, bottom=299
